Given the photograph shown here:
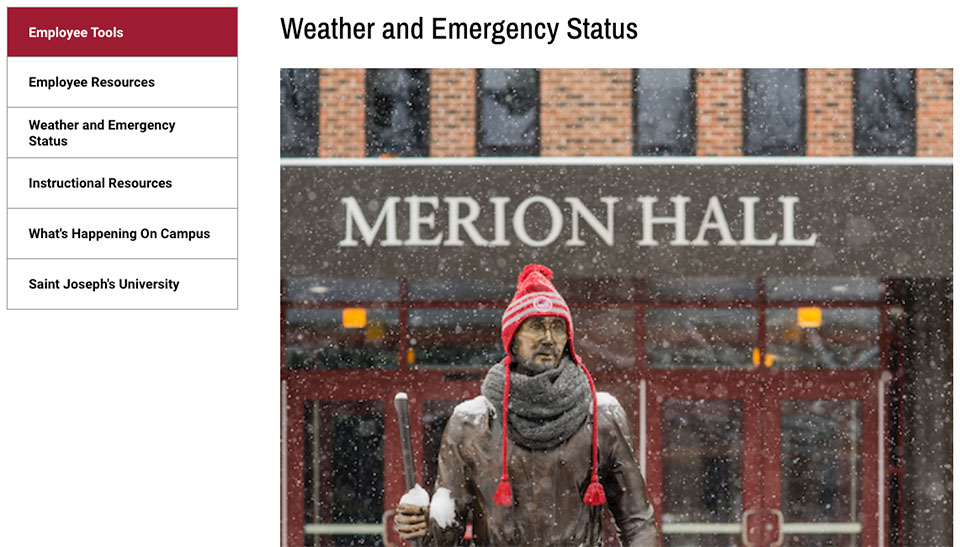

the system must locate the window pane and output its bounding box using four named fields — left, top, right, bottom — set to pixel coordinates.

left=635, top=69, right=696, bottom=155
left=555, top=276, right=639, bottom=303
left=766, top=308, right=880, bottom=369
left=646, top=277, right=757, bottom=301
left=662, top=399, right=743, bottom=547
left=767, top=277, right=884, bottom=301
left=744, top=69, right=804, bottom=156
left=280, top=69, right=318, bottom=157
left=574, top=307, right=636, bottom=373
left=285, top=308, right=400, bottom=370
left=407, top=277, right=513, bottom=301
left=304, top=400, right=385, bottom=546
left=781, top=400, right=861, bottom=546
left=645, top=308, right=757, bottom=369
left=408, top=308, right=502, bottom=368
left=478, top=69, right=539, bottom=156
left=366, top=69, right=429, bottom=157
left=854, top=69, right=915, bottom=156
left=284, top=278, right=401, bottom=303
